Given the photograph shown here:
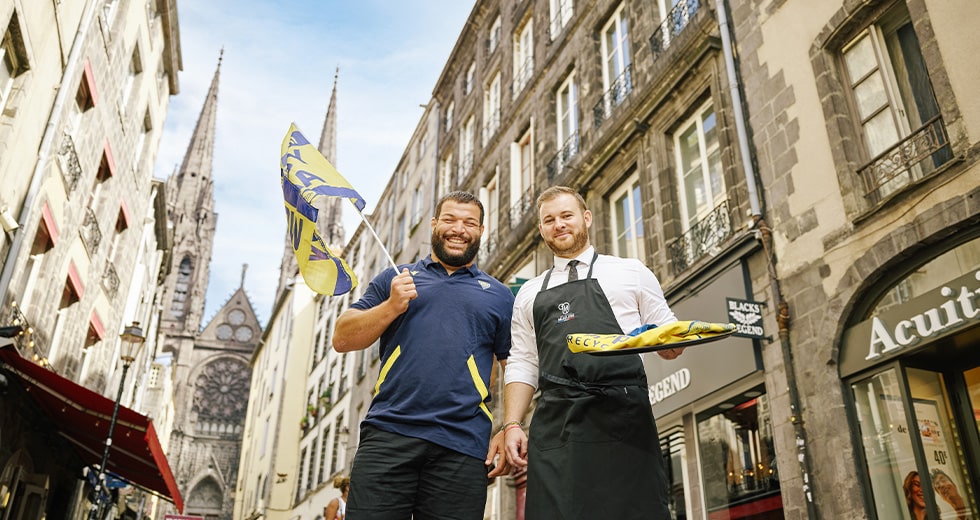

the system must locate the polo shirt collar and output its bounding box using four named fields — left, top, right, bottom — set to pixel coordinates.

left=421, top=254, right=480, bottom=277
